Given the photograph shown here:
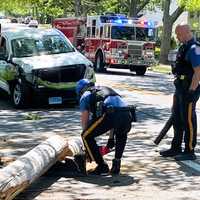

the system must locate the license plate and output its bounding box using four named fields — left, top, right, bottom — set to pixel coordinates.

left=48, top=97, right=62, bottom=105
